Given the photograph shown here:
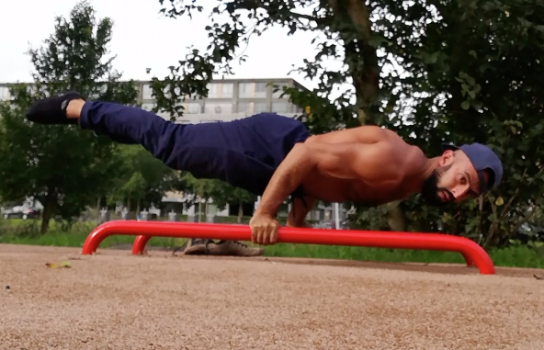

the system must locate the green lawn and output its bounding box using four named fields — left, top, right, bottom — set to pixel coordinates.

left=1, top=218, right=543, bottom=269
